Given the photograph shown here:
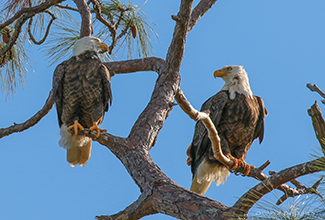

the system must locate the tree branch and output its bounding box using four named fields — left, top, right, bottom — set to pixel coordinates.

left=308, top=101, right=325, bottom=154
left=175, top=88, right=233, bottom=168
left=307, top=83, right=325, bottom=104
left=0, top=0, right=63, bottom=30
left=0, top=0, right=64, bottom=57
left=189, top=0, right=218, bottom=31
left=76, top=127, right=229, bottom=219
left=54, top=3, right=79, bottom=12
left=126, top=0, right=195, bottom=151
left=73, top=0, right=93, bottom=37
left=103, top=57, right=165, bottom=74
left=229, top=157, right=325, bottom=217
left=0, top=91, right=53, bottom=139
left=28, top=10, right=56, bottom=45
